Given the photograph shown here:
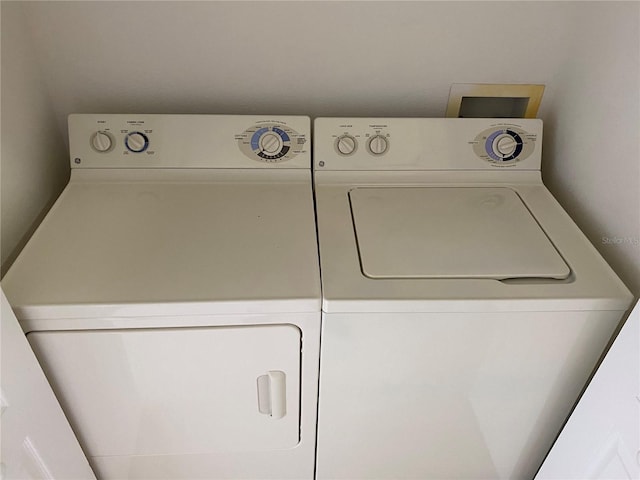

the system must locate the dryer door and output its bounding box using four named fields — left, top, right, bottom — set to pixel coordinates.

left=28, top=324, right=301, bottom=457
